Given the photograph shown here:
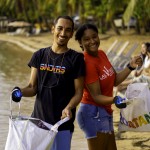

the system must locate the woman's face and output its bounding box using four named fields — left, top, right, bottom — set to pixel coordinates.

left=141, top=43, right=147, bottom=55
left=80, top=29, right=100, bottom=56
